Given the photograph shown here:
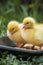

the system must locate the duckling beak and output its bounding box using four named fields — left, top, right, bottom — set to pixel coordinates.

left=22, top=24, right=33, bottom=29
left=7, top=30, right=14, bottom=36
left=9, top=30, right=14, bottom=34
left=22, top=25, right=25, bottom=29
left=22, top=24, right=29, bottom=29
left=7, top=30, right=11, bottom=36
